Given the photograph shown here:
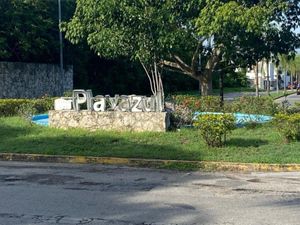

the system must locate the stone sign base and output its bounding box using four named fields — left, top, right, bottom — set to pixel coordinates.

left=49, top=110, right=170, bottom=132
